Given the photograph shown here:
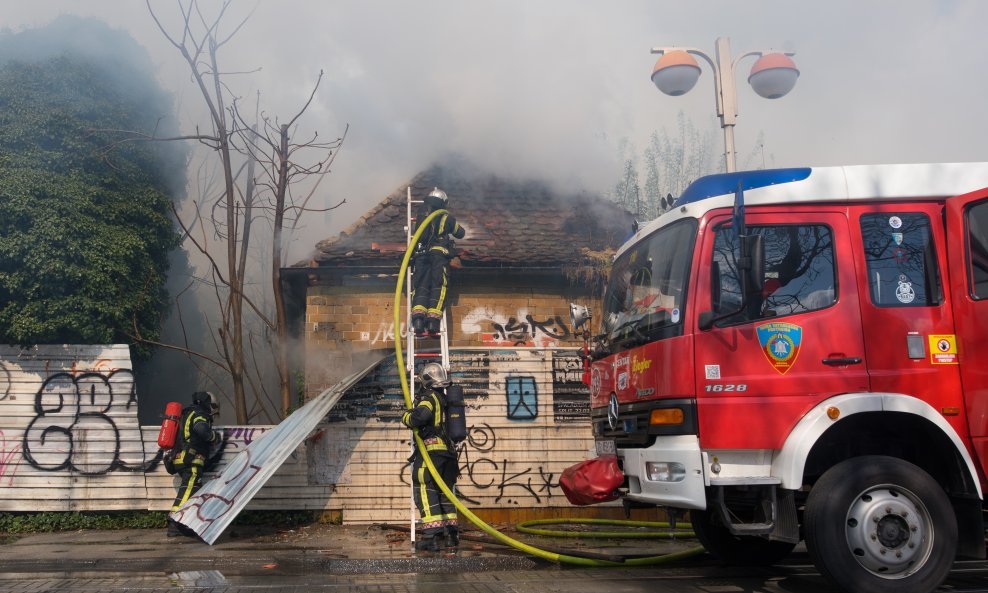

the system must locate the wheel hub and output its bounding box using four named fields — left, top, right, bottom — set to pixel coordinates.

left=844, top=485, right=933, bottom=578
